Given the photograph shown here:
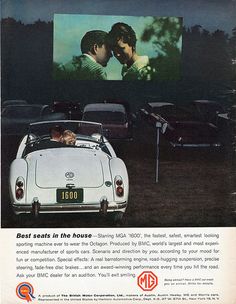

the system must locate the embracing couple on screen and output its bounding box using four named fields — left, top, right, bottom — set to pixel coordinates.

left=66, top=23, right=151, bottom=81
